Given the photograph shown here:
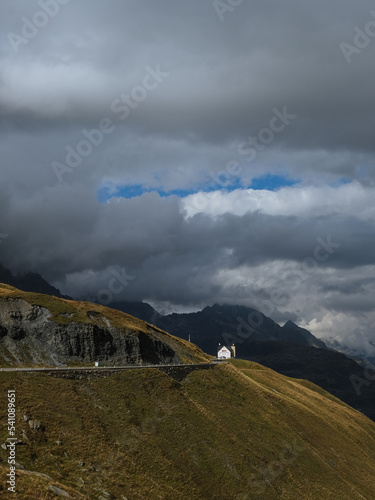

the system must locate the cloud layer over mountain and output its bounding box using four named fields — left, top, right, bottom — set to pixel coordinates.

left=1, top=0, right=375, bottom=357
